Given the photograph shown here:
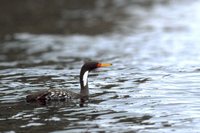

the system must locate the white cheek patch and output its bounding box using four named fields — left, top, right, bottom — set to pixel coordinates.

left=83, top=71, right=89, bottom=86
